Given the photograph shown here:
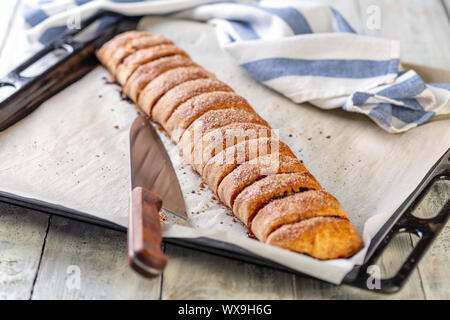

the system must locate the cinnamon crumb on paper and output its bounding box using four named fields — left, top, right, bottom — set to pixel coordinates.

left=160, top=212, right=169, bottom=223
left=102, top=76, right=116, bottom=85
